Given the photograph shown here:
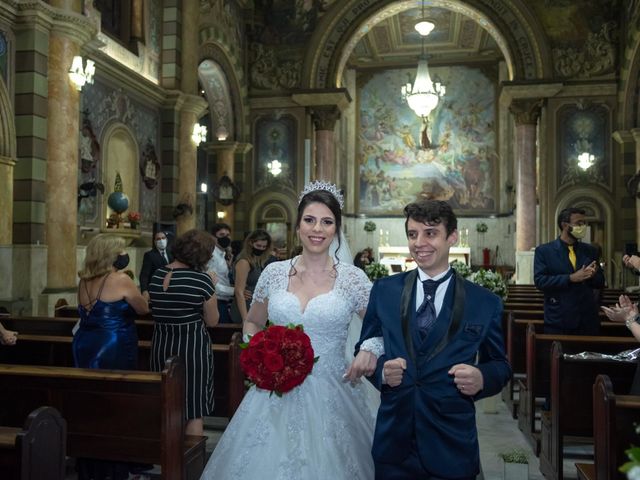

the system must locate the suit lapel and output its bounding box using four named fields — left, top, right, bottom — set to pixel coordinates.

left=400, top=270, right=418, bottom=363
